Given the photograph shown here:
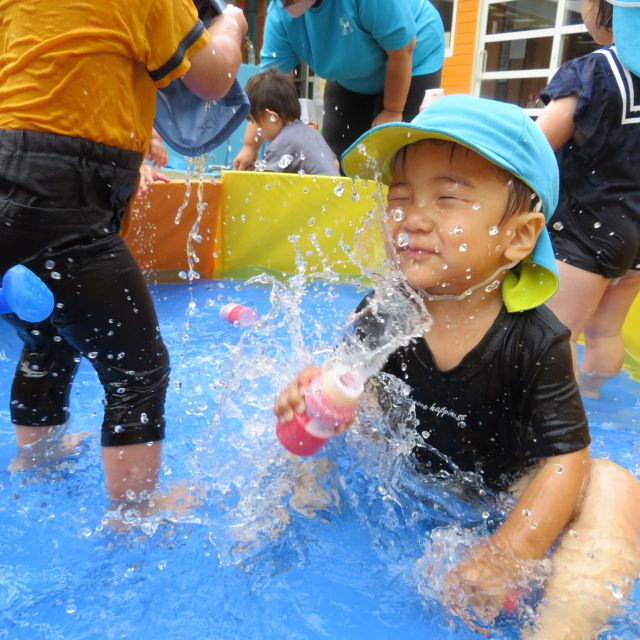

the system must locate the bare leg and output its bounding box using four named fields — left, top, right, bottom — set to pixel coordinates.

left=9, top=423, right=90, bottom=472
left=102, top=441, right=162, bottom=501
left=546, top=261, right=609, bottom=369
left=524, top=459, right=640, bottom=639
left=579, top=272, right=640, bottom=398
